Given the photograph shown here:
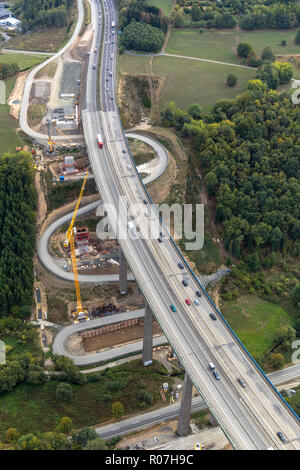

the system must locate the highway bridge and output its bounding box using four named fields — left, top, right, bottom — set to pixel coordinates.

left=80, top=0, right=300, bottom=450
